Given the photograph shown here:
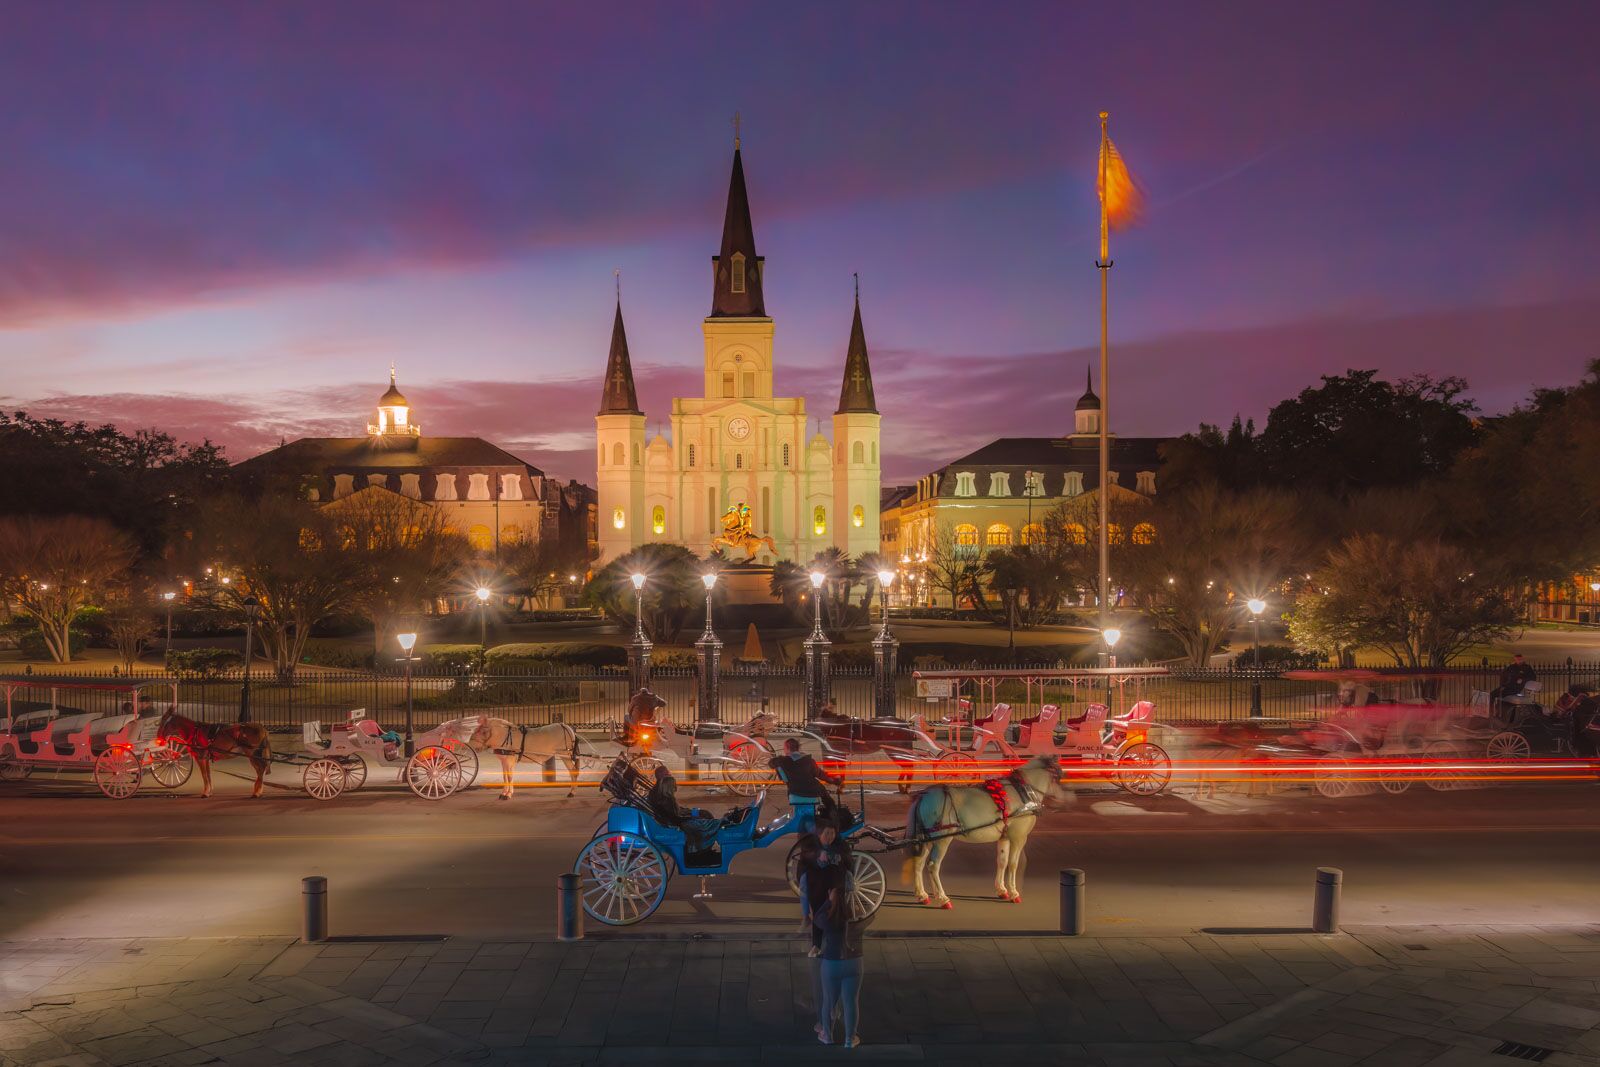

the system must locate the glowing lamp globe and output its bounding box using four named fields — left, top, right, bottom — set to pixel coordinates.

left=475, top=587, right=491, bottom=604
left=397, top=632, right=417, bottom=653
left=877, top=570, right=895, bottom=588
left=1246, top=598, right=1267, bottom=616
left=1102, top=628, right=1122, bottom=648
left=809, top=571, right=826, bottom=589
left=630, top=573, right=646, bottom=591
left=701, top=573, right=718, bottom=590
